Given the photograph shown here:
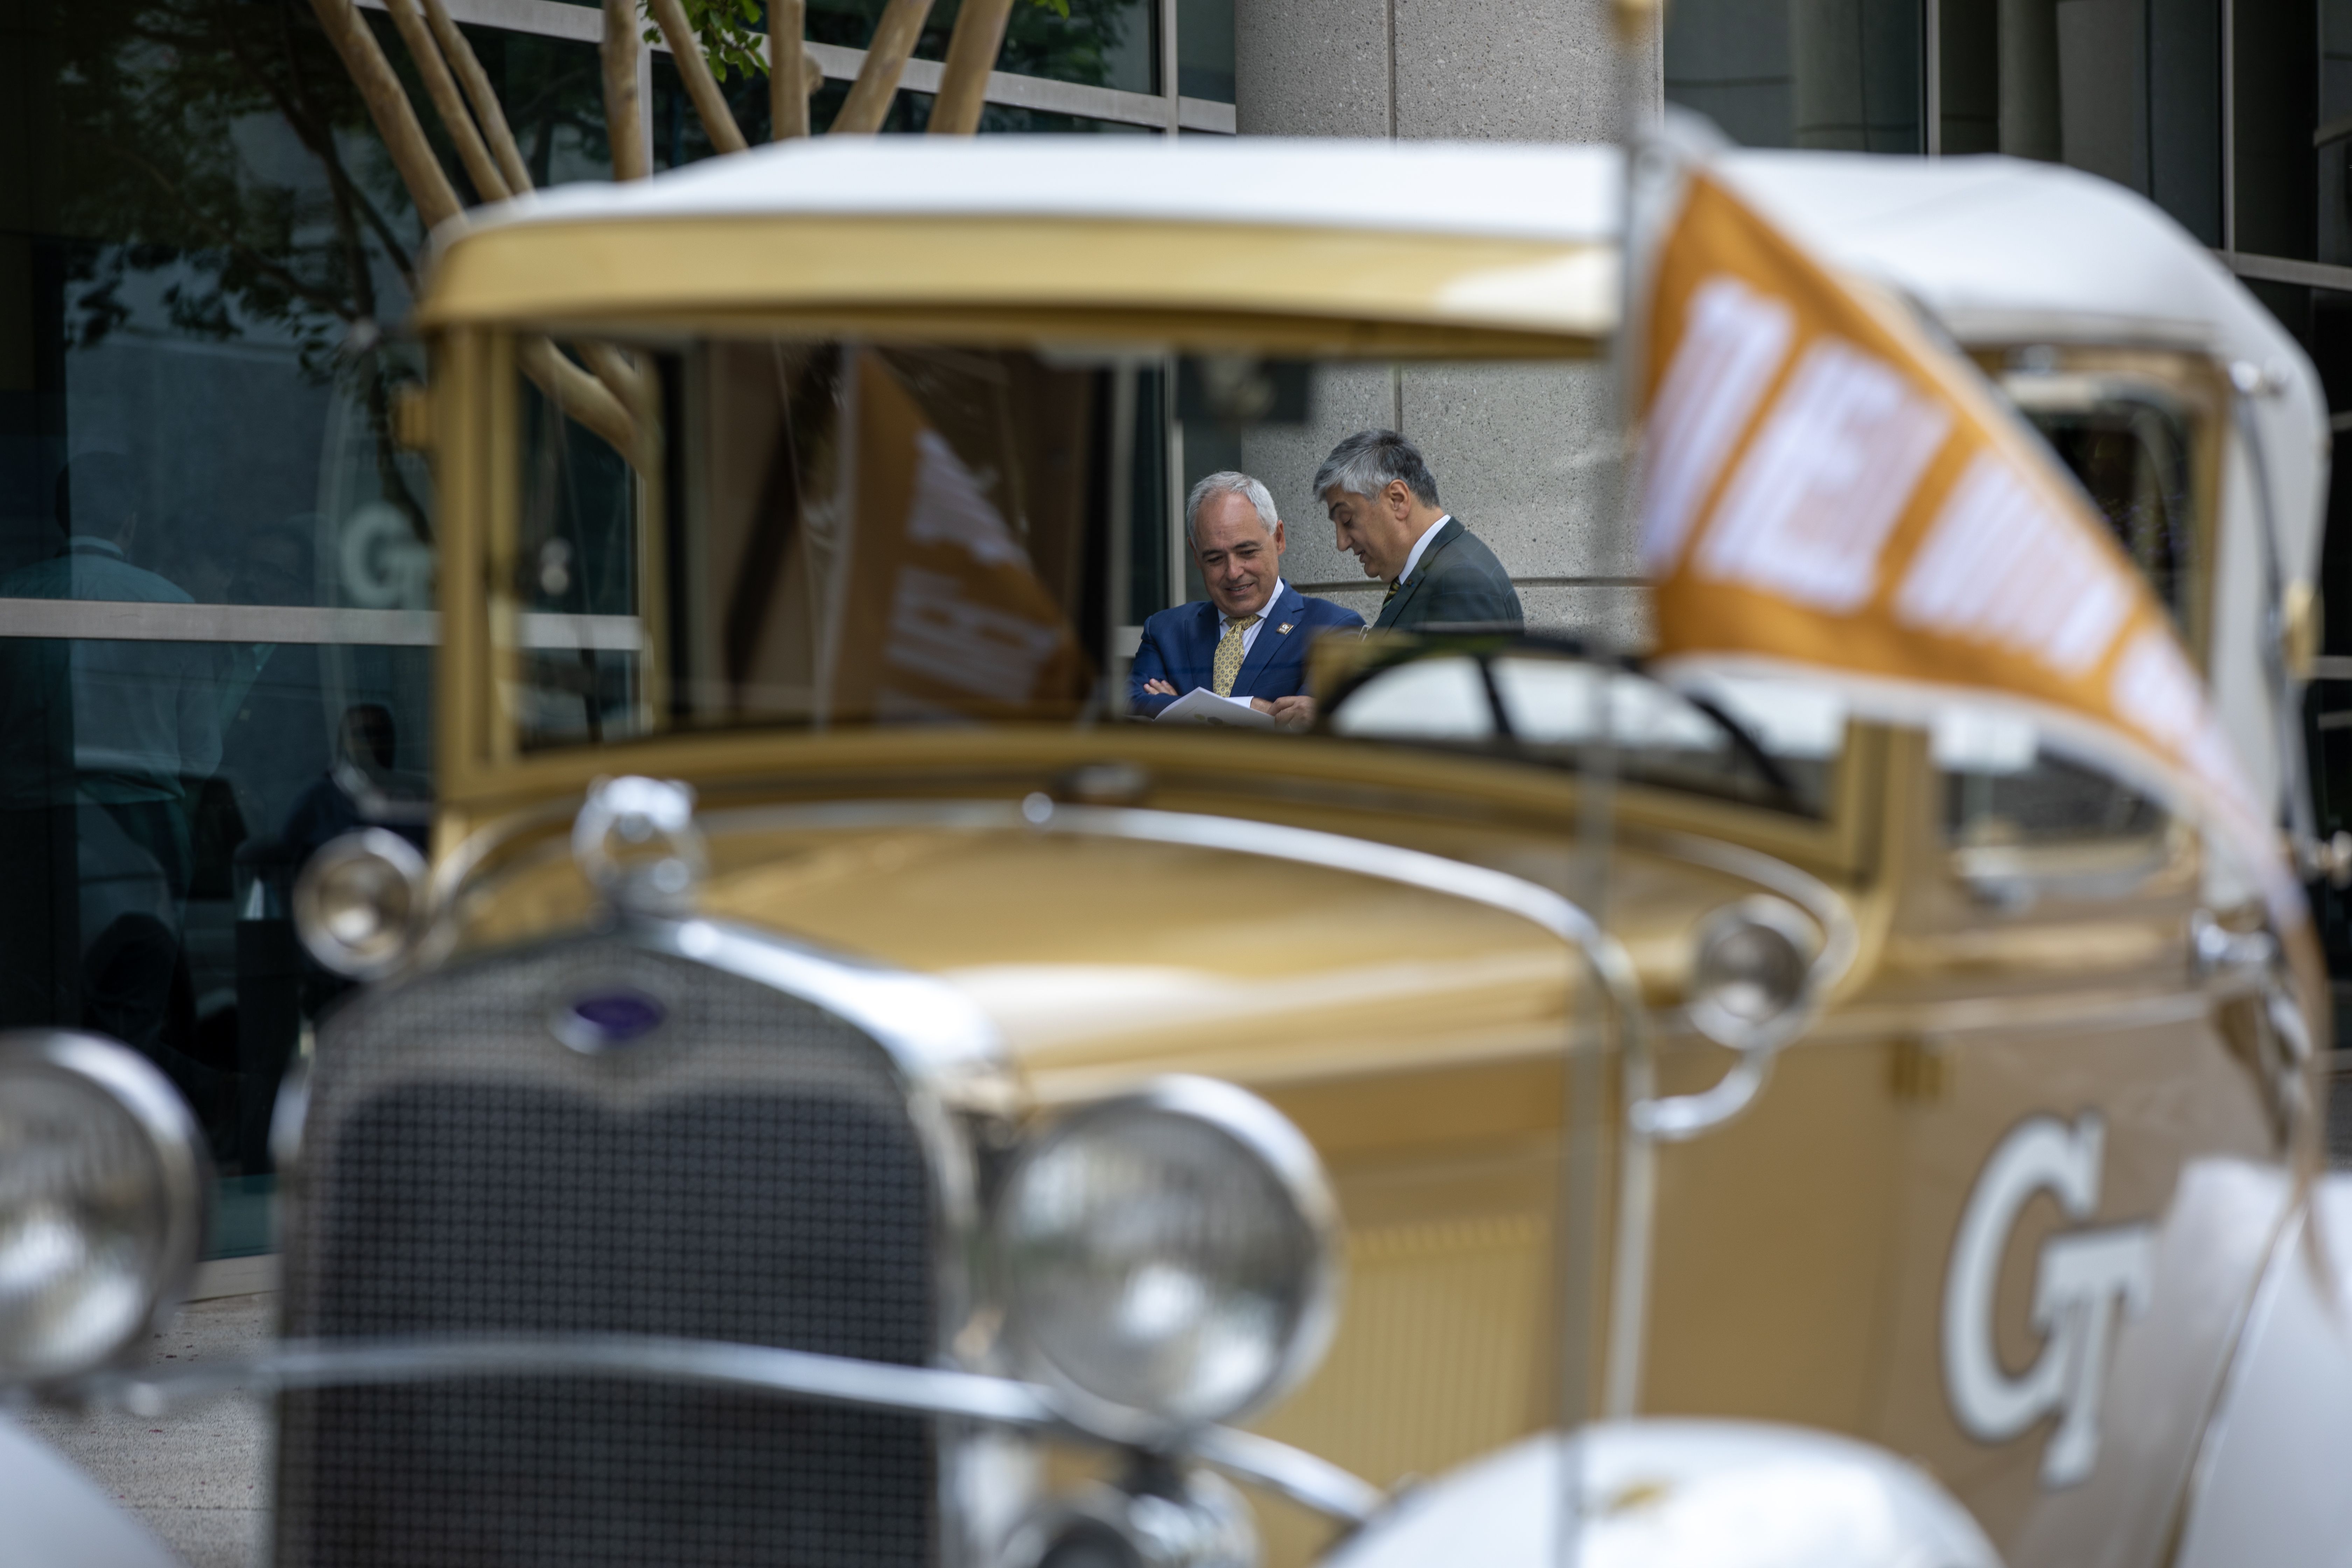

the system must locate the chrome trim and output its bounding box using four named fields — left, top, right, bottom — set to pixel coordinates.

left=680, top=798, right=1658, bottom=1423
left=435, top=797, right=1873, bottom=1427
left=573, top=776, right=706, bottom=913
left=996, top=1075, right=1343, bottom=1443
left=1684, top=893, right=1825, bottom=1053
left=1655, top=896, right=1821, bottom=1138
left=632, top=915, right=1013, bottom=1112
left=1633, top=828, right=1860, bottom=995
left=72, top=1334, right=1382, bottom=1526
left=621, top=913, right=1018, bottom=1568
left=293, top=828, right=430, bottom=980
left=1187, top=1426, right=1387, bottom=1526
left=96, top=1335, right=1054, bottom=1424
left=0, top=1031, right=212, bottom=1382
left=999, top=1470, right=1257, bottom=1568
left=692, top=798, right=1633, bottom=972
left=1624, top=828, right=1859, bottom=1141
left=0, top=598, right=638, bottom=650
